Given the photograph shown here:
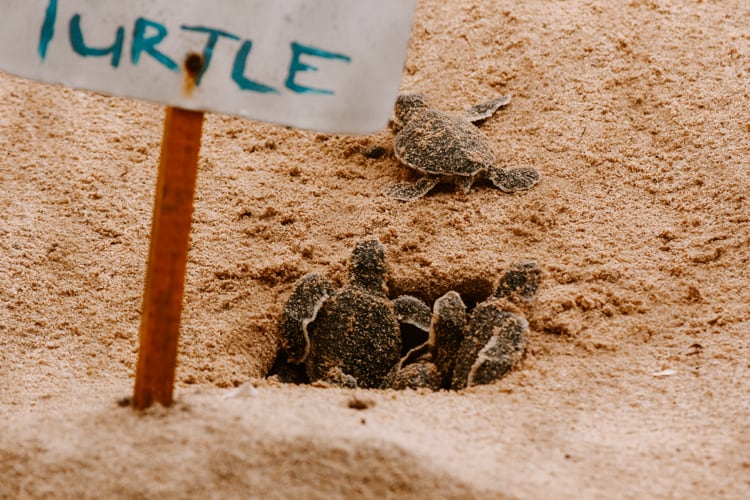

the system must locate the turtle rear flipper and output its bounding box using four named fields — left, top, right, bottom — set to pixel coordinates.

left=385, top=176, right=441, bottom=201
left=465, top=95, right=511, bottom=123
left=488, top=166, right=540, bottom=193
left=278, top=273, right=335, bottom=363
